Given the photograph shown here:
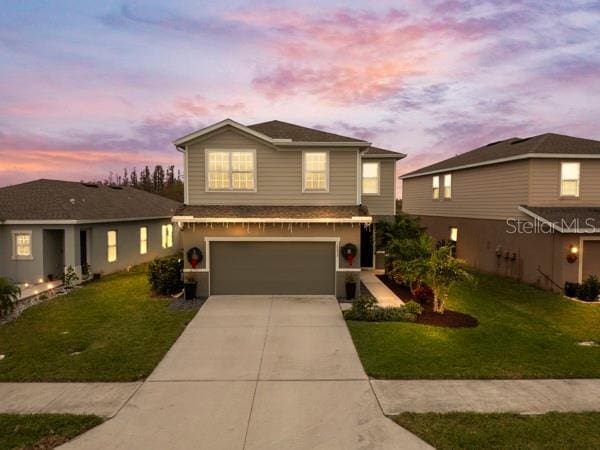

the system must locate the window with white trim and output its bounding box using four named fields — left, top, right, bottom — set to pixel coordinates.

left=140, top=227, right=148, bottom=255
left=162, top=224, right=173, bottom=248
left=432, top=176, right=440, bottom=200
left=303, top=151, right=328, bottom=191
left=443, top=174, right=452, bottom=199
left=560, top=162, right=580, bottom=197
left=12, top=231, right=32, bottom=259
left=107, top=230, right=117, bottom=262
left=207, top=150, right=255, bottom=191
left=362, top=162, right=380, bottom=194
